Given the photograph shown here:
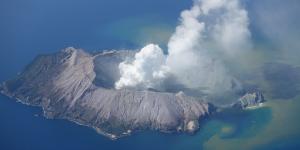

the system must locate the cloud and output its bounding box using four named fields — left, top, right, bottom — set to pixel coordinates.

left=115, top=44, right=169, bottom=90
left=248, top=0, right=300, bottom=64
left=115, top=0, right=250, bottom=97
